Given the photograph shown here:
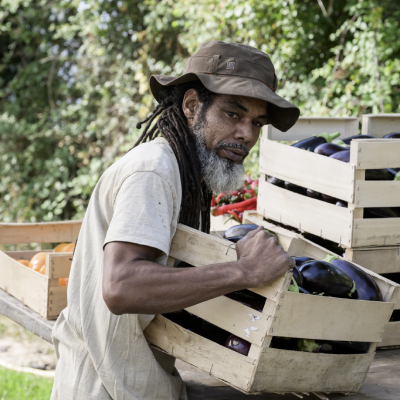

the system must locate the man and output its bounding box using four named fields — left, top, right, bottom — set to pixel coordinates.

left=51, top=40, right=300, bottom=400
